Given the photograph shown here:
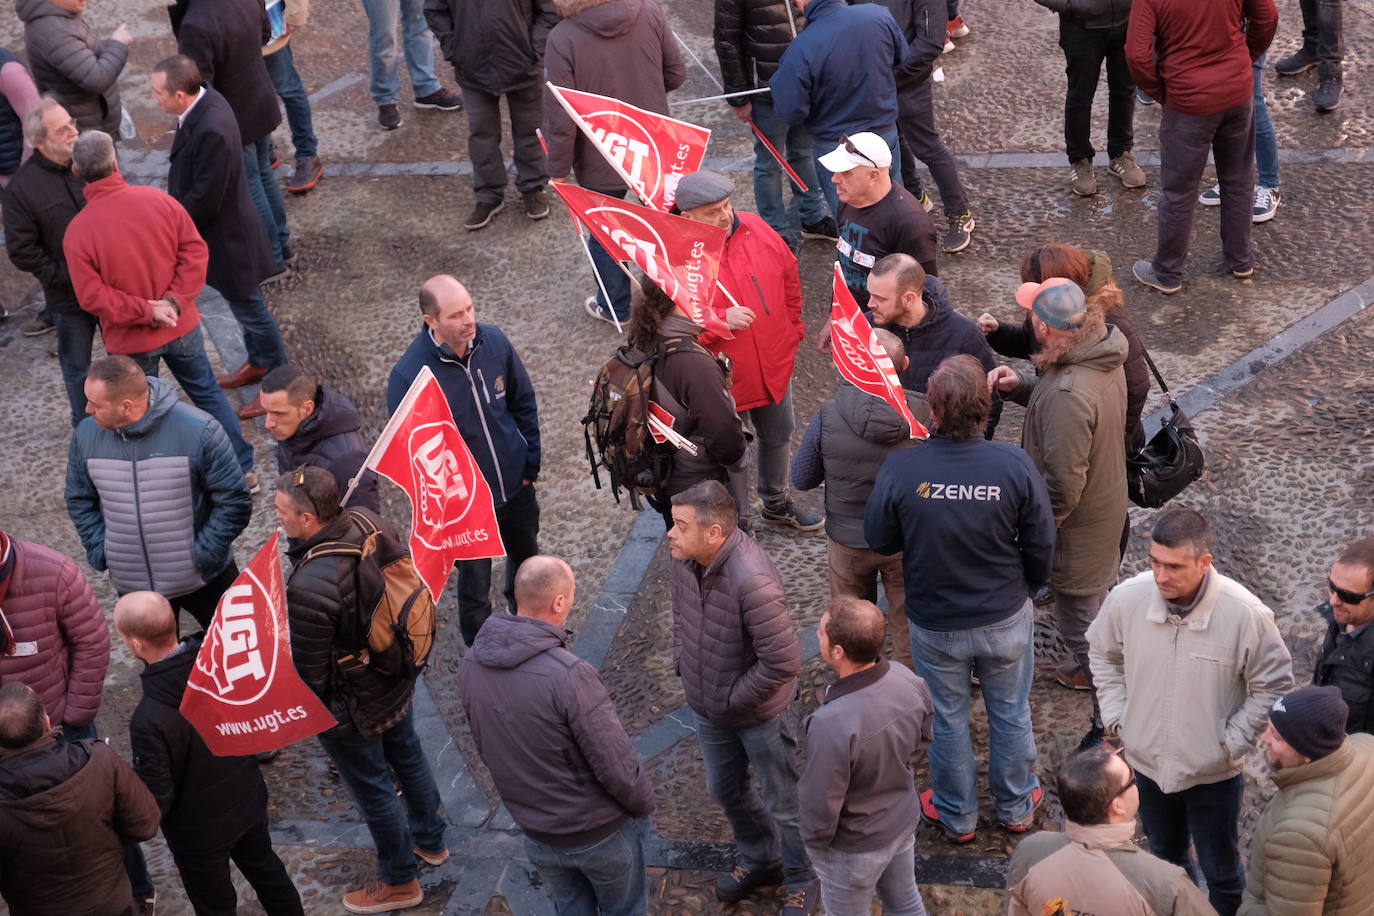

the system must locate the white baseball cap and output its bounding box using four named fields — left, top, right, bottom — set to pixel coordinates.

left=817, top=132, right=892, bottom=173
